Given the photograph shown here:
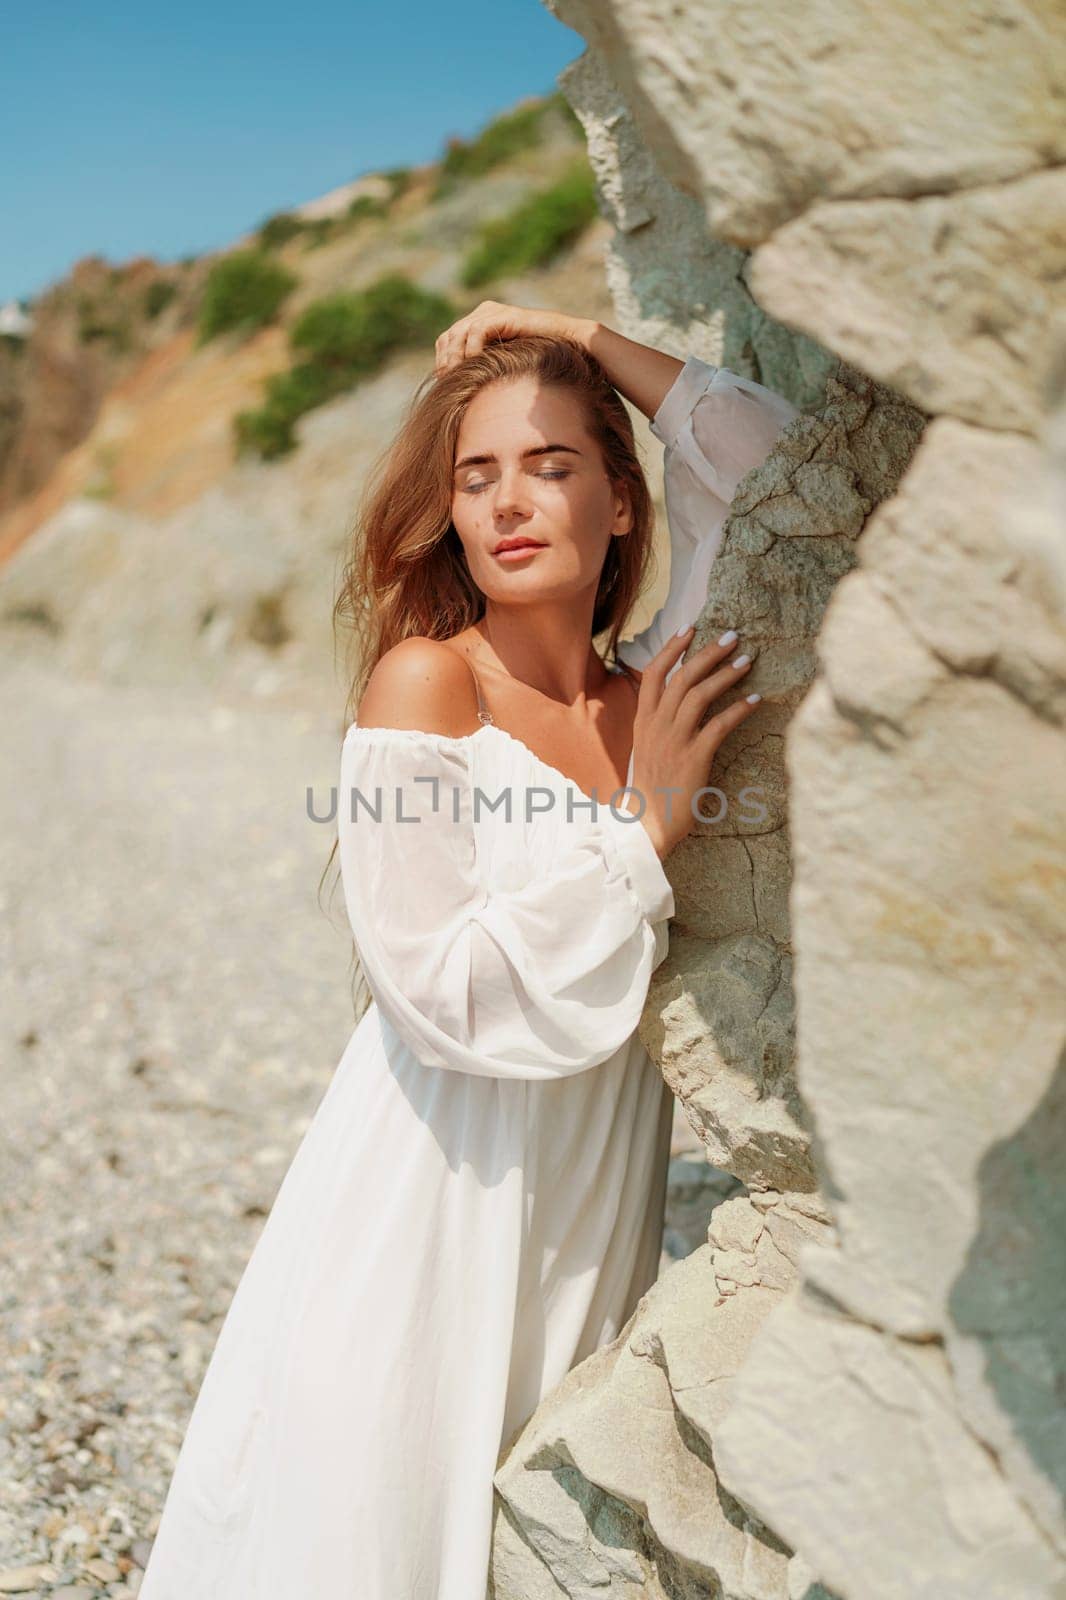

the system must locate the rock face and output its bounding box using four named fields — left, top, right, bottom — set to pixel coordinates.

left=493, top=3, right=1066, bottom=1596
left=0, top=254, right=209, bottom=534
